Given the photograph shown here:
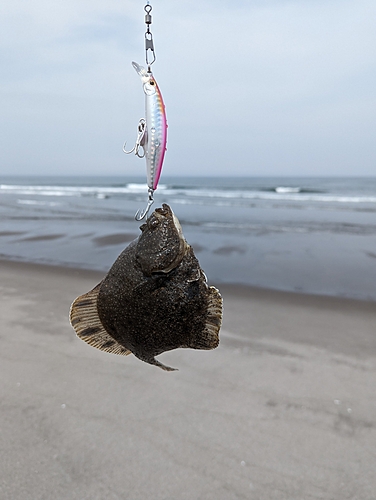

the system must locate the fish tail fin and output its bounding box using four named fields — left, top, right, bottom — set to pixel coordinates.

left=70, top=283, right=132, bottom=356
left=152, top=359, right=178, bottom=372
left=135, top=354, right=178, bottom=372
left=190, top=286, right=223, bottom=350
